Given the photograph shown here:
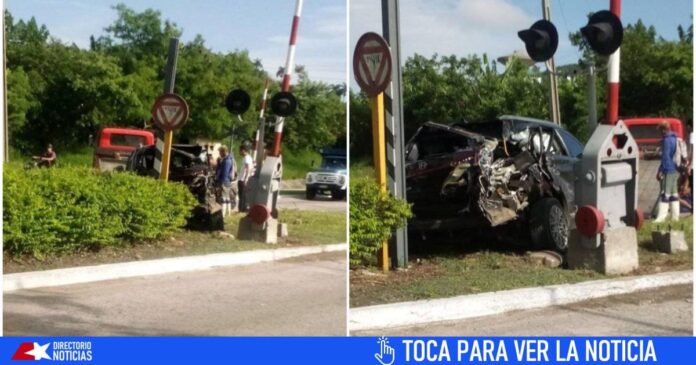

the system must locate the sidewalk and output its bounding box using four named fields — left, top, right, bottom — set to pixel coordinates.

left=4, top=243, right=346, bottom=292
